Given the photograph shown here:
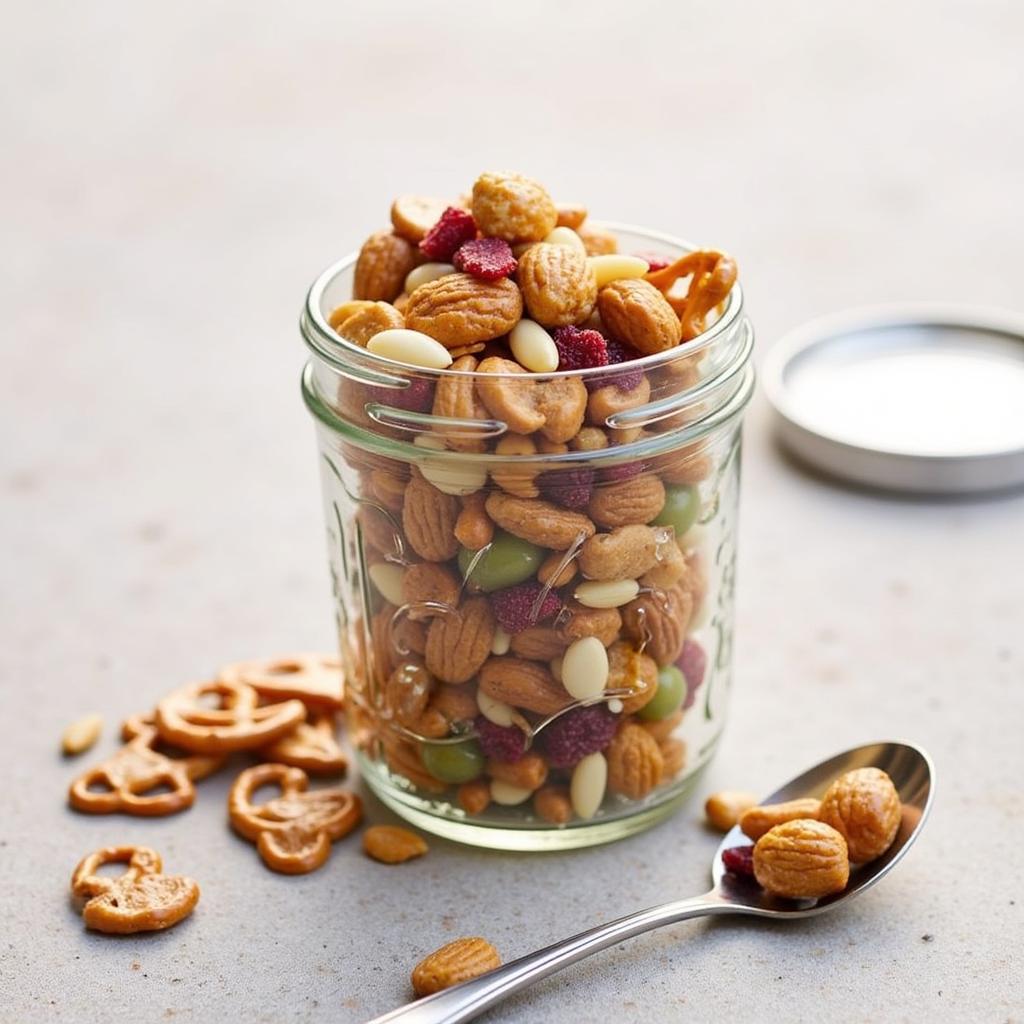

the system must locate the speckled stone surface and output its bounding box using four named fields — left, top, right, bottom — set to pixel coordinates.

left=1, top=3, right=1022, bottom=1022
